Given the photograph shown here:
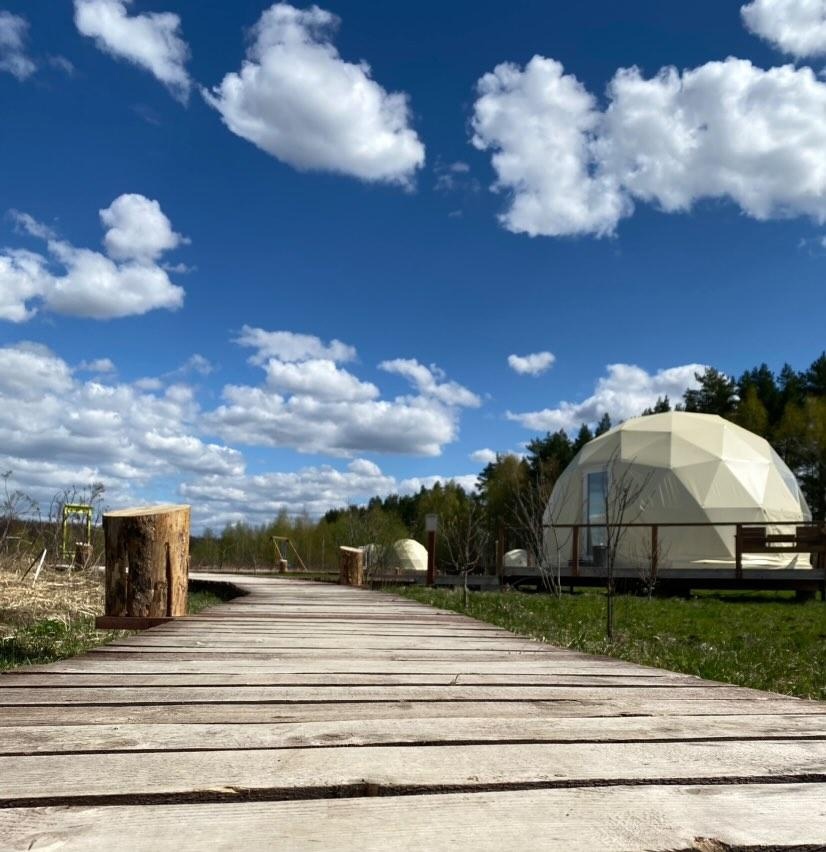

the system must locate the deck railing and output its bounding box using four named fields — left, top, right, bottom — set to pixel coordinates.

left=544, top=520, right=826, bottom=583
